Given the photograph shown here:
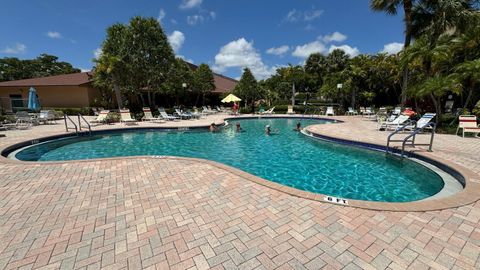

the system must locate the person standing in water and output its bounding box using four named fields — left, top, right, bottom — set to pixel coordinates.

left=209, top=123, right=218, bottom=132
left=236, top=122, right=242, bottom=132
left=294, top=122, right=302, bottom=131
